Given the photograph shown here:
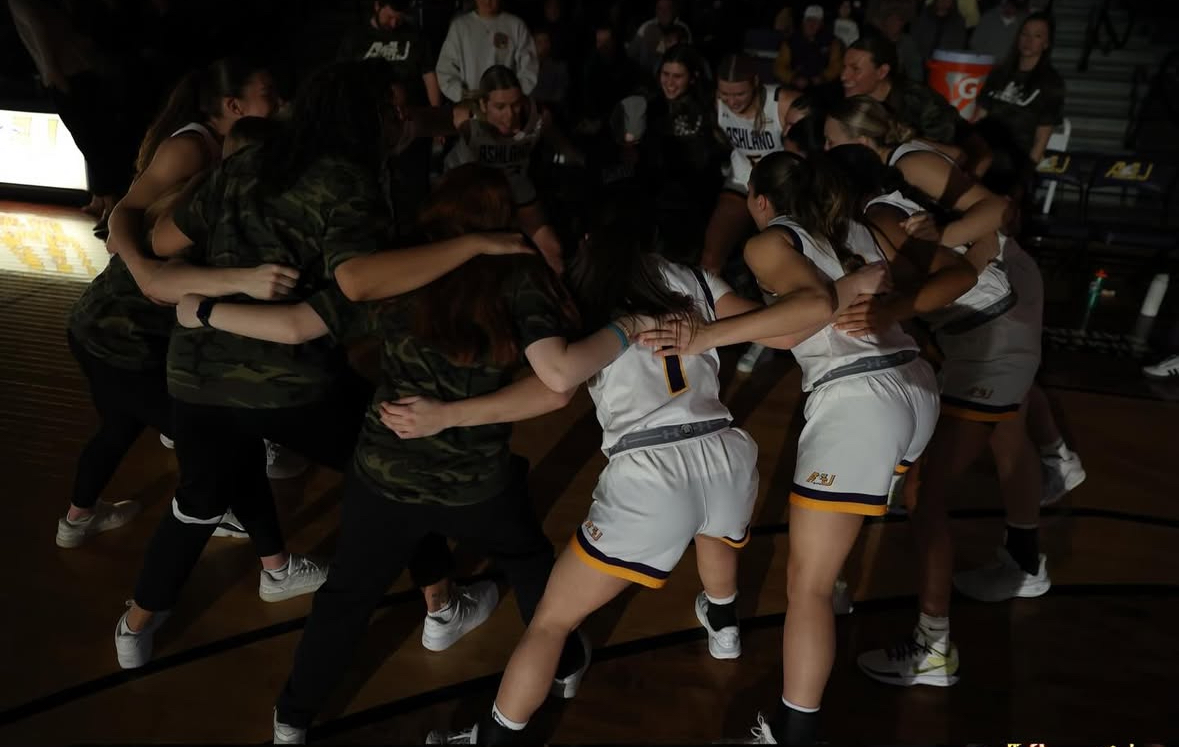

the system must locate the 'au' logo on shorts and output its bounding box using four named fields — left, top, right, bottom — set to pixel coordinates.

left=806, top=472, right=836, bottom=487
left=583, top=520, right=603, bottom=542
left=968, top=386, right=994, bottom=400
